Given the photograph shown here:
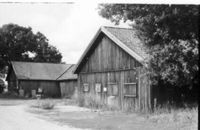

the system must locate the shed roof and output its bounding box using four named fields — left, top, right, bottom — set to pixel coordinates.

left=9, top=61, right=77, bottom=81
left=56, top=64, right=77, bottom=81
left=74, top=26, right=149, bottom=73
left=104, top=26, right=149, bottom=60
